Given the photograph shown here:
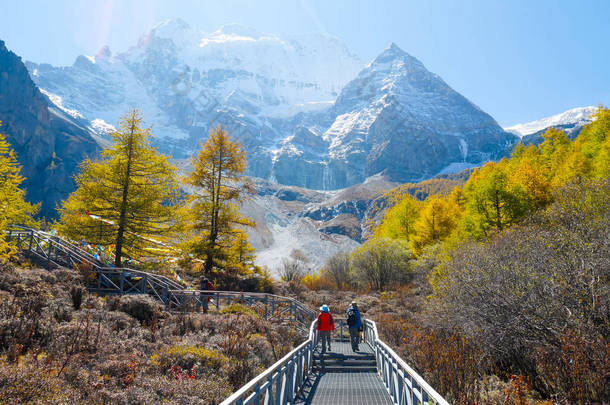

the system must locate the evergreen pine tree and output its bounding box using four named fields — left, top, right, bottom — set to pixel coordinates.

left=56, top=110, right=180, bottom=267
left=183, top=126, right=255, bottom=274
